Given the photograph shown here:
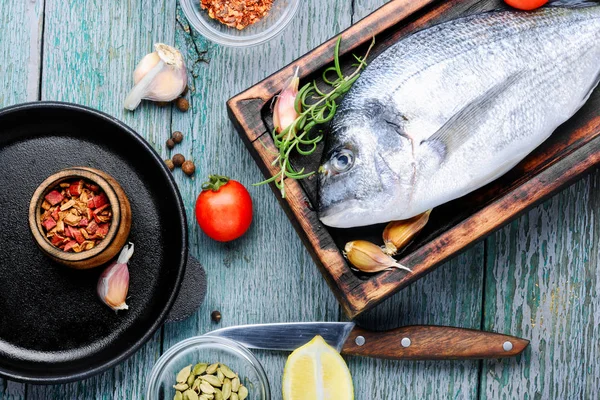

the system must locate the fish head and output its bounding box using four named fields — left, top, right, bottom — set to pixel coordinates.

left=317, top=117, right=415, bottom=228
